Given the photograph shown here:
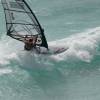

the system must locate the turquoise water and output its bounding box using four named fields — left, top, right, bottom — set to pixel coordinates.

left=0, top=0, right=100, bottom=100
